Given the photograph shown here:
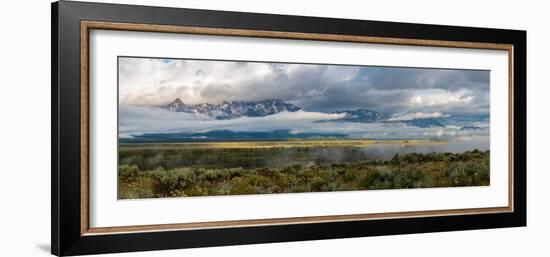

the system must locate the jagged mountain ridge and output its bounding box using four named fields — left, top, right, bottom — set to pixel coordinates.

left=163, top=98, right=446, bottom=128
left=164, top=98, right=301, bottom=120
left=331, top=109, right=387, bottom=123
left=400, top=119, right=445, bottom=128
left=460, top=125, right=482, bottom=131
left=321, top=109, right=444, bottom=128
